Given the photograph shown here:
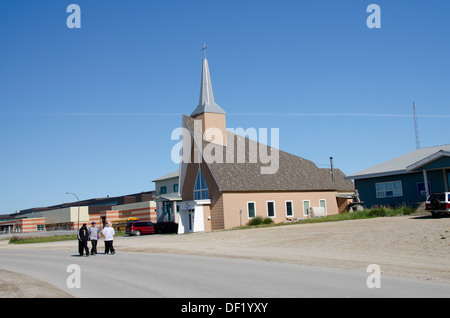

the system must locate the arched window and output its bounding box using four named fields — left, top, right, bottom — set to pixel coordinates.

left=194, top=167, right=209, bottom=200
